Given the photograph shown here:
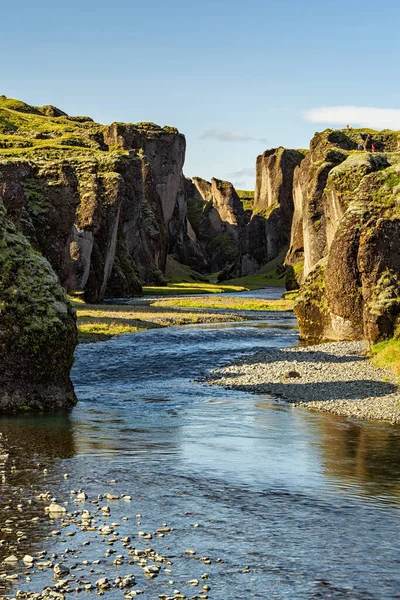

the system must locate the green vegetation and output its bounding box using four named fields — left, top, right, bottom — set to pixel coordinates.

left=71, top=297, right=244, bottom=343
left=143, top=281, right=247, bottom=296
left=152, top=296, right=294, bottom=312
left=227, top=247, right=289, bottom=289
left=236, top=189, right=254, bottom=212
left=165, top=256, right=209, bottom=283
left=371, top=338, right=400, bottom=379
left=0, top=95, right=178, bottom=160
left=186, top=197, right=209, bottom=235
